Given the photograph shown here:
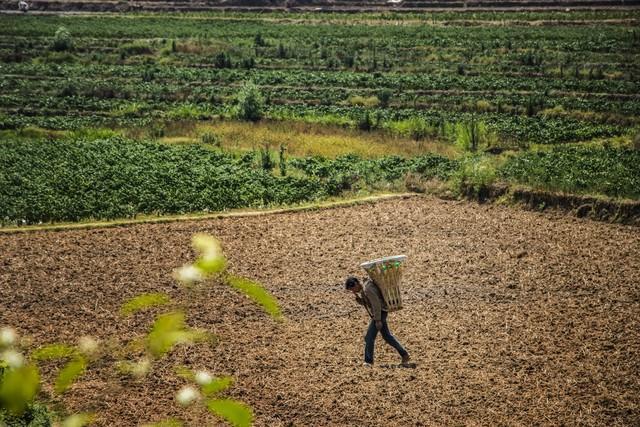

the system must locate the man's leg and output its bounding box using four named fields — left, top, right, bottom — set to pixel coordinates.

left=364, top=319, right=378, bottom=364
left=379, top=311, right=409, bottom=358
